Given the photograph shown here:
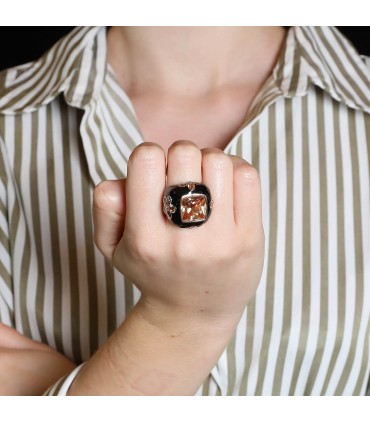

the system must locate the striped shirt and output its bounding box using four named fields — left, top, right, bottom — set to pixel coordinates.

left=0, top=26, right=370, bottom=396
